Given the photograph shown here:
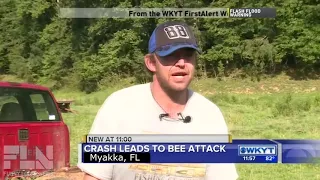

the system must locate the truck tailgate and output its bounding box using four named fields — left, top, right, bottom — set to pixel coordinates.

left=0, top=122, right=70, bottom=179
